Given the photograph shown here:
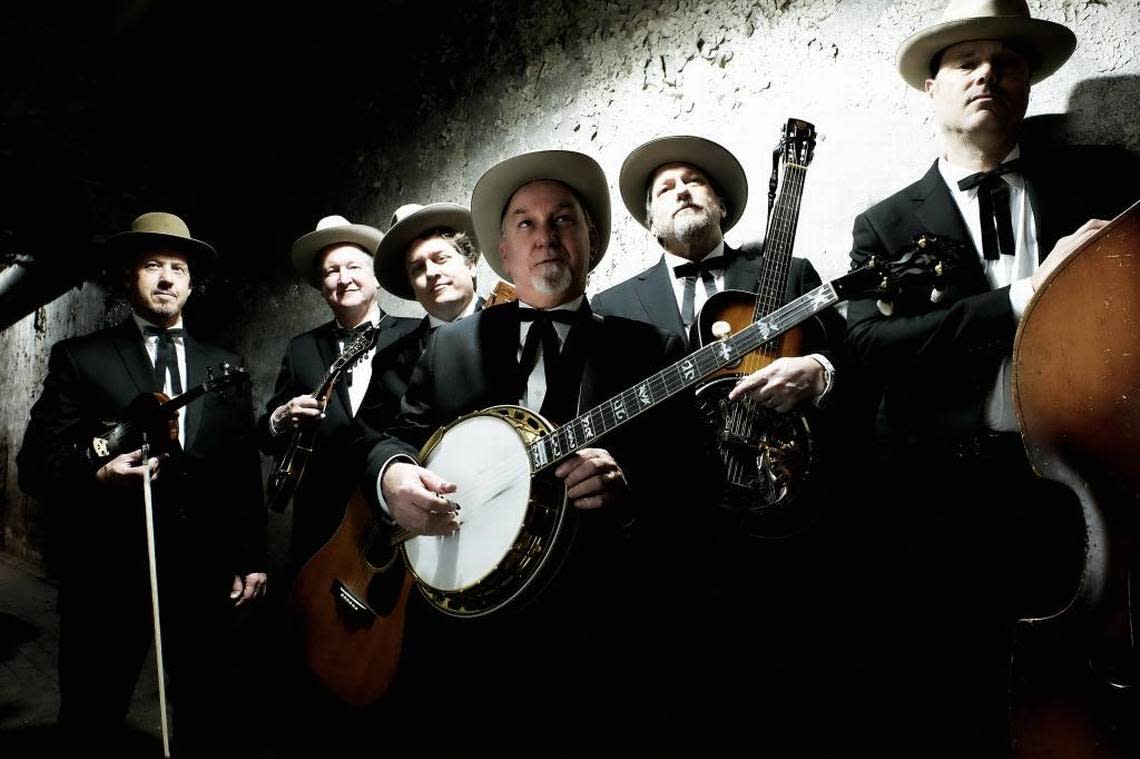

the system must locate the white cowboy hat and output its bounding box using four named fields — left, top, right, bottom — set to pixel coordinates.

left=470, top=150, right=610, bottom=282
left=619, top=135, right=748, bottom=233
left=897, top=0, right=1076, bottom=91
left=374, top=203, right=476, bottom=301
left=106, top=211, right=217, bottom=269
left=290, top=215, right=383, bottom=288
